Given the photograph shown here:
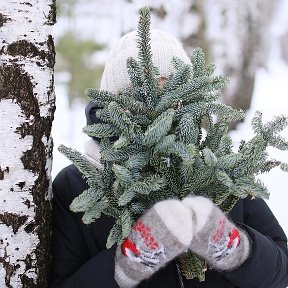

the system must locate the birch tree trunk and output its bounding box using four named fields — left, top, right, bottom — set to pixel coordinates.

left=0, top=1, right=56, bottom=287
